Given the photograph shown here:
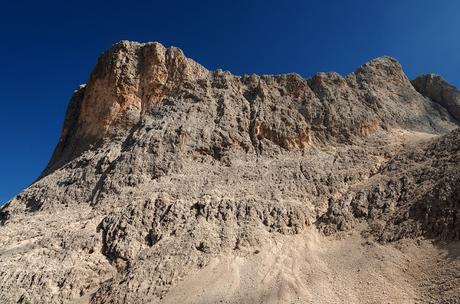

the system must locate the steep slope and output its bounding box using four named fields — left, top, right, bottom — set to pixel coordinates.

left=0, top=41, right=459, bottom=304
